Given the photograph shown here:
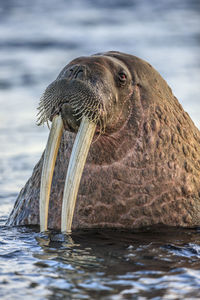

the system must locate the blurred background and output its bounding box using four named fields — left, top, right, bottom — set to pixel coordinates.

left=0, top=0, right=200, bottom=215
